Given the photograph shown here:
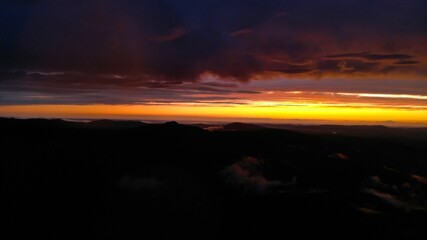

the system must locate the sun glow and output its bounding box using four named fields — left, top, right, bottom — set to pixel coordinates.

left=1, top=101, right=426, bottom=126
